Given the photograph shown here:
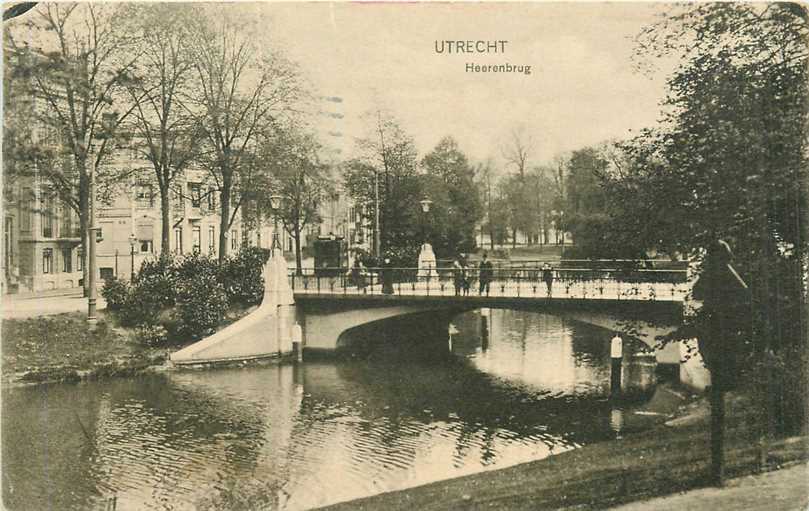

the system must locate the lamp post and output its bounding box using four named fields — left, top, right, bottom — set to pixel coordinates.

left=269, top=194, right=283, bottom=253
left=128, top=233, right=137, bottom=281
left=419, top=198, right=432, bottom=248
left=87, top=112, right=117, bottom=322
left=374, top=171, right=381, bottom=260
